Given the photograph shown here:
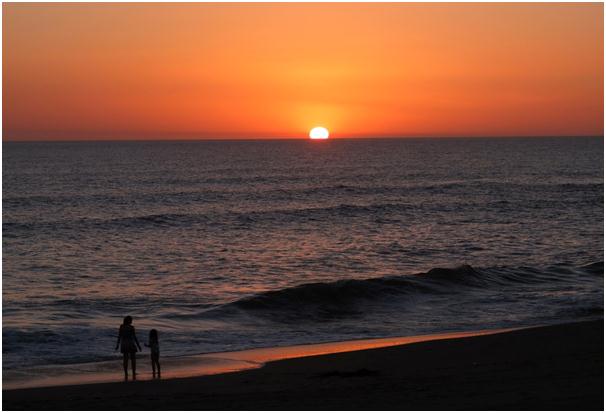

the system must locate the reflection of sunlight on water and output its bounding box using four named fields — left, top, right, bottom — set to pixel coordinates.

left=3, top=139, right=603, bottom=378
left=3, top=355, right=259, bottom=390
left=3, top=327, right=519, bottom=390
